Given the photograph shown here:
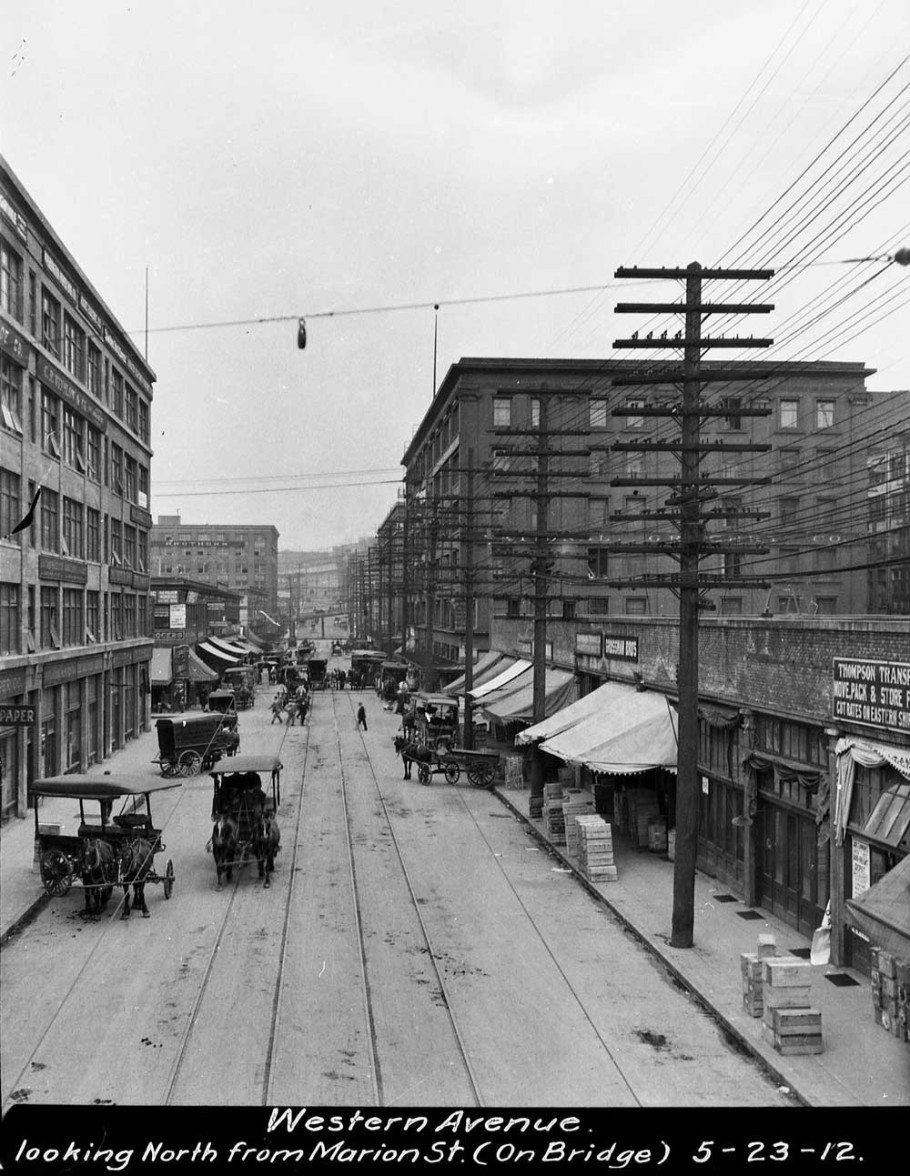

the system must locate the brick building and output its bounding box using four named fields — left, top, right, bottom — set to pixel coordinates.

left=1, top=156, right=155, bottom=818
